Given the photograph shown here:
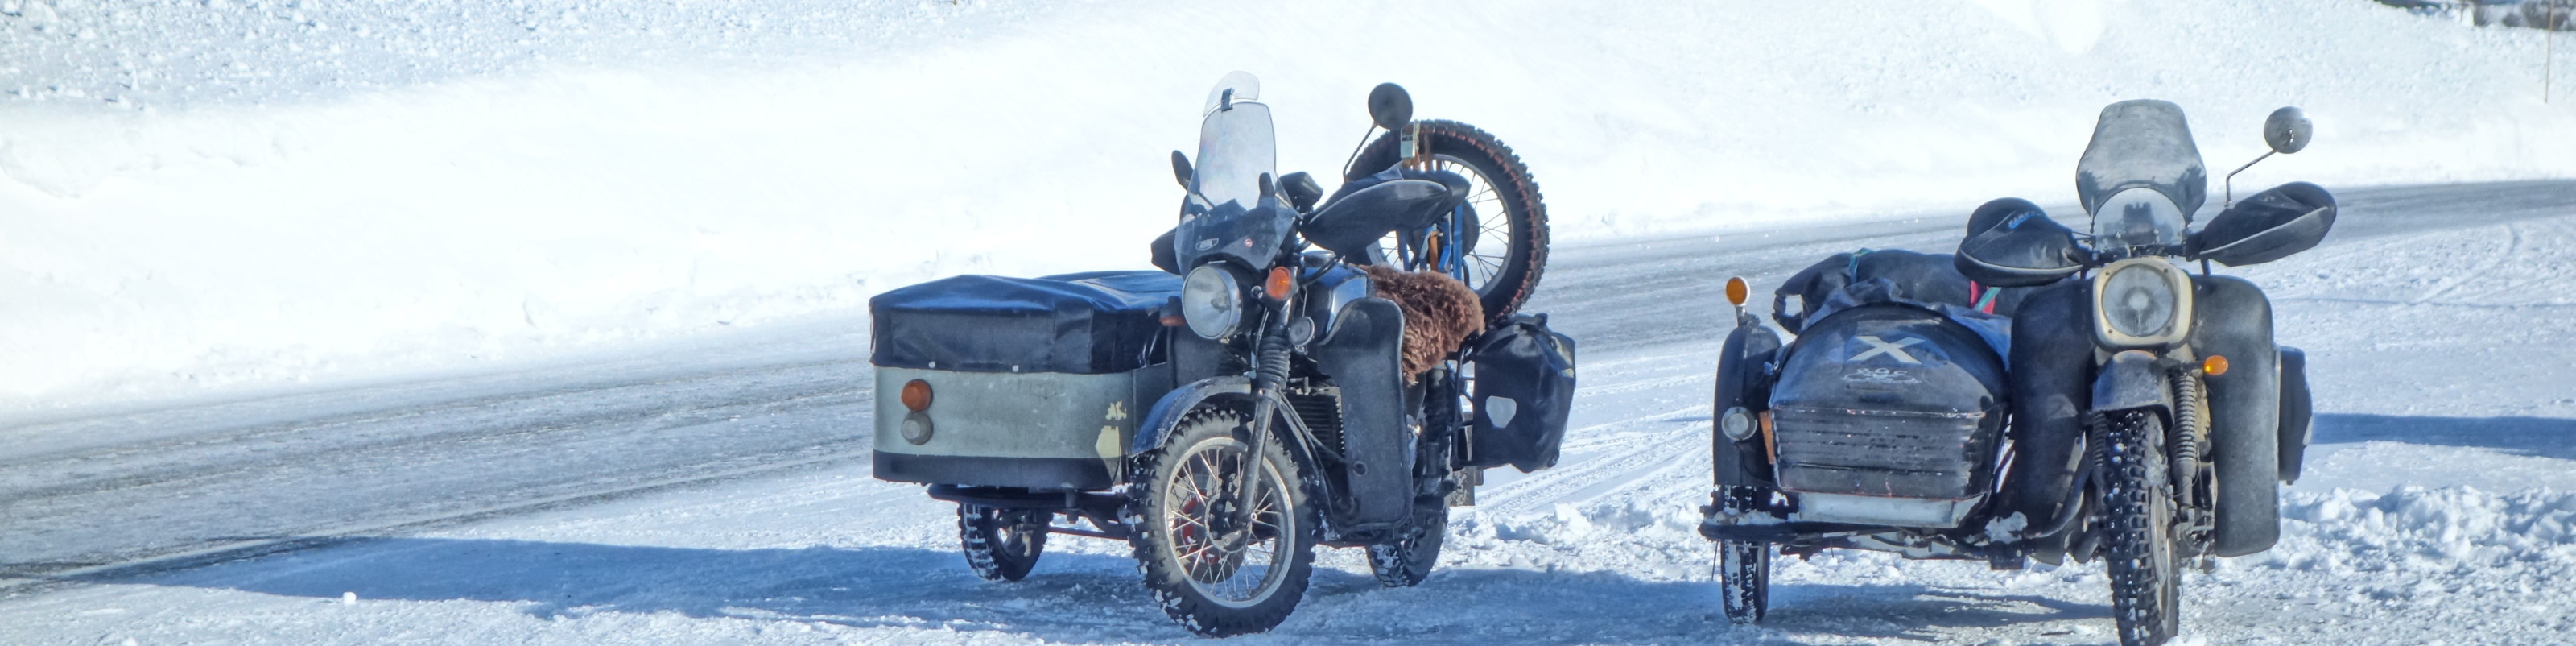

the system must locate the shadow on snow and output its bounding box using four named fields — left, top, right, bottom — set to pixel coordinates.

left=2312, top=413, right=2576, bottom=461
left=80, top=536, right=2128, bottom=644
